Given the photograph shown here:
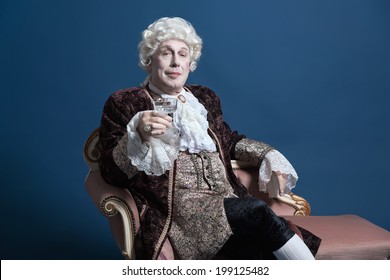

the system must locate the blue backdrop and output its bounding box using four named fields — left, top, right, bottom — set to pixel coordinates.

left=1, top=0, right=389, bottom=259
